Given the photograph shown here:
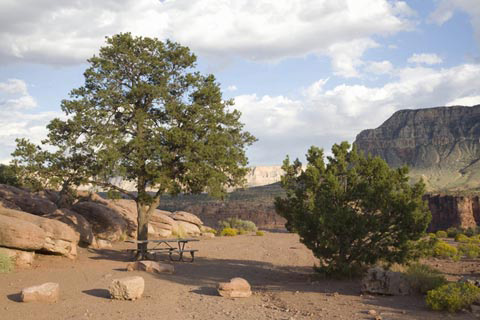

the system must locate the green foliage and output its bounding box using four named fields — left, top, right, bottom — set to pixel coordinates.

left=458, top=243, right=480, bottom=259
left=220, top=227, right=238, bottom=236
left=407, top=235, right=439, bottom=260
left=465, top=227, right=476, bottom=237
left=0, top=253, right=13, bottom=273
left=455, top=234, right=469, bottom=243
left=237, top=228, right=248, bottom=235
left=0, top=164, right=20, bottom=187
left=426, top=282, right=480, bottom=312
left=436, top=230, right=447, bottom=238
left=275, top=142, right=431, bottom=276
left=433, top=241, right=459, bottom=260
left=218, top=217, right=257, bottom=232
left=256, top=230, right=265, bottom=236
left=405, top=263, right=447, bottom=294
left=11, top=33, right=255, bottom=247
left=447, top=227, right=462, bottom=238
